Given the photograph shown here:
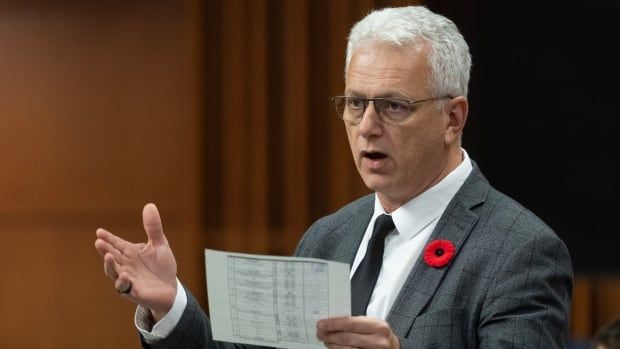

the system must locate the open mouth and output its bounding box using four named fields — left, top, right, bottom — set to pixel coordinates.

left=362, top=151, right=388, bottom=160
